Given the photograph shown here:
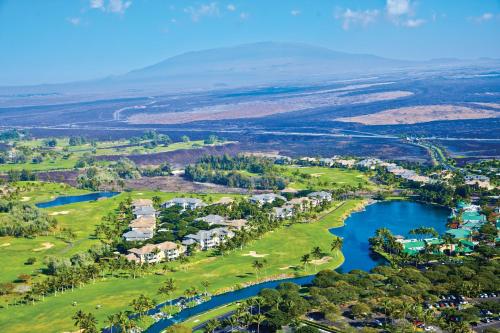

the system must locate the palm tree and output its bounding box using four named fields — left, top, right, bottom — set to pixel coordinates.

left=380, top=298, right=392, bottom=327
left=253, top=297, right=264, bottom=315
left=81, top=312, right=98, bottom=333
left=442, top=234, right=457, bottom=255
left=72, top=310, right=86, bottom=330
left=204, top=319, right=220, bottom=333
left=224, top=315, right=239, bottom=332
left=253, top=314, right=266, bottom=333
left=201, top=280, right=210, bottom=295
left=252, top=260, right=263, bottom=280
left=242, top=312, right=254, bottom=331
left=330, top=237, right=343, bottom=252
left=115, top=311, right=130, bottom=333
left=301, top=253, right=311, bottom=271
left=158, top=278, right=176, bottom=310
left=409, top=227, right=439, bottom=238
left=311, top=246, right=323, bottom=259
left=106, top=314, right=118, bottom=333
